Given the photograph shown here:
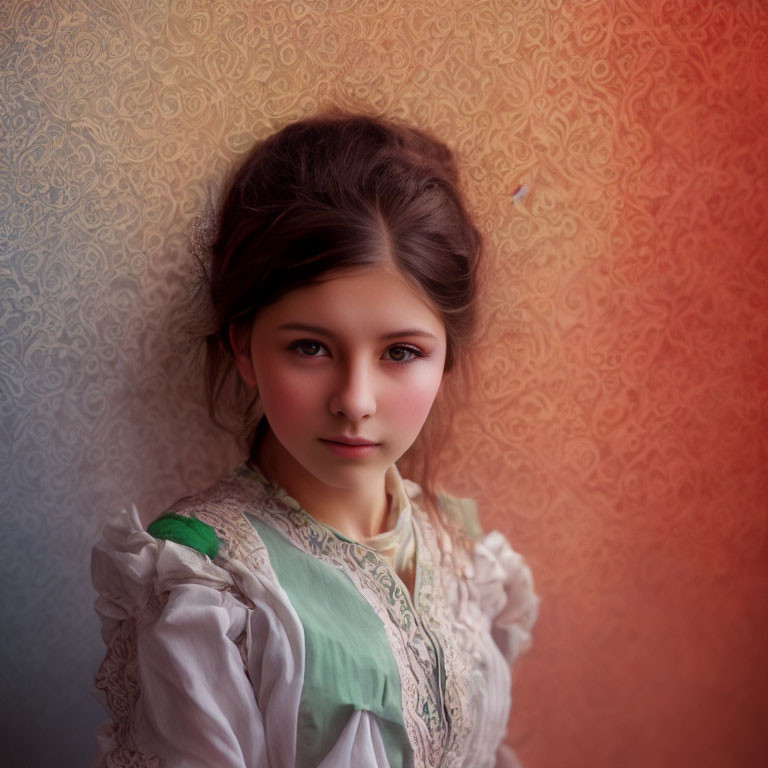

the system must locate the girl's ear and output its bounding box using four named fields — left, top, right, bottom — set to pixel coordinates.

left=229, top=323, right=258, bottom=388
